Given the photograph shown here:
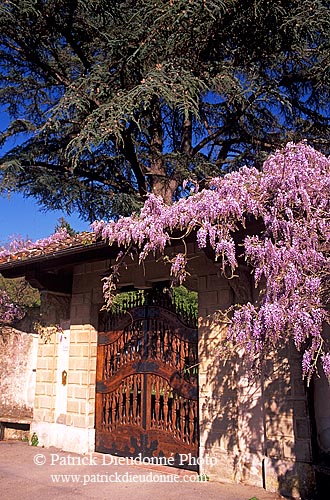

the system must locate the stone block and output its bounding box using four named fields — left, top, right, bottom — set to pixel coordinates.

left=72, top=274, right=95, bottom=293
left=69, top=344, right=90, bottom=357
left=291, top=377, right=306, bottom=397
left=69, top=357, right=89, bottom=371
left=92, top=288, right=104, bottom=305
left=79, top=401, right=87, bottom=415
left=293, top=440, right=312, bottom=462
left=207, top=274, right=229, bottom=291
left=33, top=408, right=45, bottom=421
left=74, top=263, right=86, bottom=275
left=199, top=291, right=218, bottom=308
left=72, top=415, right=87, bottom=428
left=38, top=344, right=56, bottom=358
left=292, top=400, right=307, bottom=418
left=38, top=395, right=53, bottom=410
left=70, top=330, right=92, bottom=344
left=67, top=385, right=74, bottom=398
left=217, top=289, right=234, bottom=309
left=91, top=259, right=108, bottom=272
left=88, top=386, right=96, bottom=399
left=85, top=263, right=92, bottom=274
left=45, top=384, right=55, bottom=397
left=88, top=415, right=95, bottom=428
left=71, top=294, right=85, bottom=305
left=81, top=371, right=89, bottom=385
left=66, top=371, right=81, bottom=385
left=282, top=439, right=295, bottom=460
left=67, top=400, right=79, bottom=414
left=263, top=456, right=316, bottom=499
left=198, top=307, right=207, bottom=320
left=295, top=419, right=311, bottom=440
left=74, top=386, right=89, bottom=400
left=88, top=371, right=97, bottom=385
left=35, top=383, right=47, bottom=396
left=35, top=357, right=48, bottom=370
left=71, top=304, right=91, bottom=322
left=265, top=415, right=294, bottom=437
left=65, top=413, right=73, bottom=425
left=44, top=357, right=56, bottom=370
left=198, top=276, right=207, bottom=292
left=37, top=370, right=54, bottom=383
left=199, top=446, right=263, bottom=488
